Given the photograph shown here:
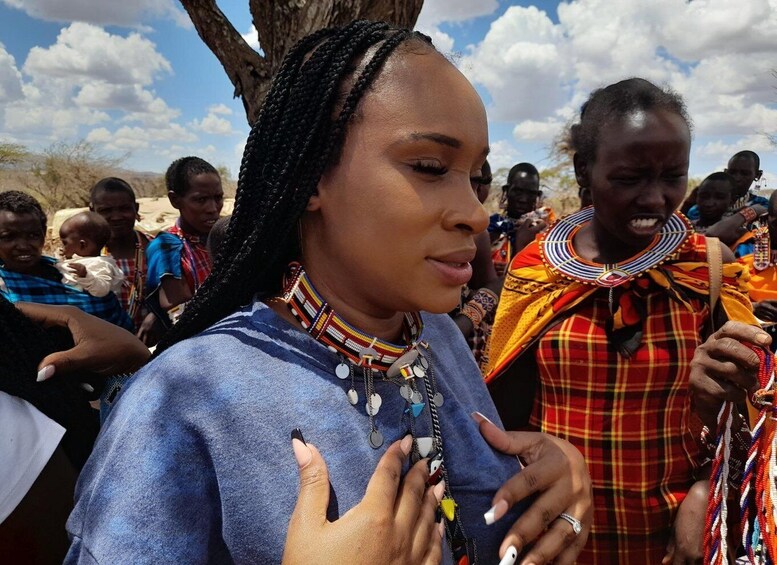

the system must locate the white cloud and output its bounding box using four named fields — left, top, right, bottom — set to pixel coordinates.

left=459, top=0, right=777, bottom=146
left=24, top=23, right=171, bottom=86
left=86, top=123, right=197, bottom=152
left=190, top=104, right=238, bottom=136
left=416, top=0, right=499, bottom=27
left=513, top=118, right=566, bottom=143
left=0, top=43, right=23, bottom=103
left=1, top=0, right=189, bottom=27
left=695, top=134, right=775, bottom=160
left=487, top=139, right=521, bottom=171
left=415, top=0, right=499, bottom=54
left=242, top=25, right=260, bottom=50
left=460, top=6, right=570, bottom=122
left=209, top=103, right=232, bottom=116
left=191, top=114, right=235, bottom=136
